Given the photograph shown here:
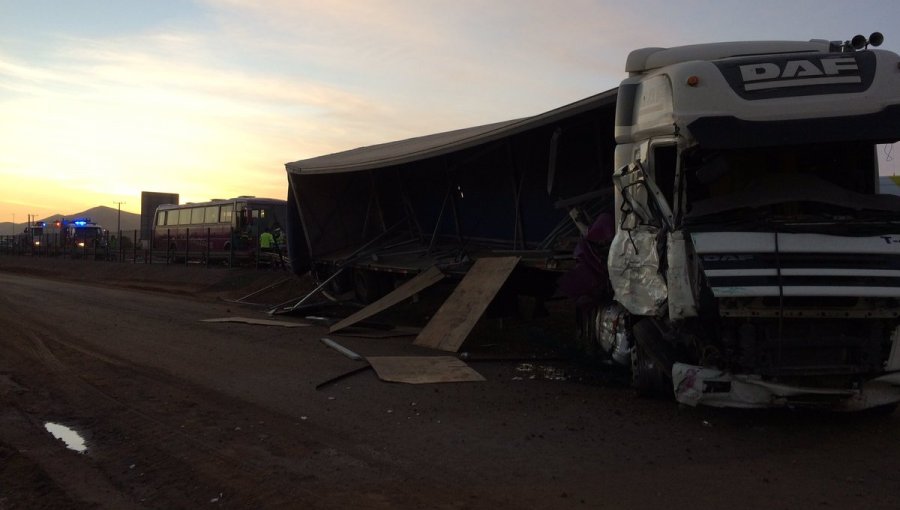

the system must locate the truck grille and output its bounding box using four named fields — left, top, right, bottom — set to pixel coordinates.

left=691, top=232, right=900, bottom=298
